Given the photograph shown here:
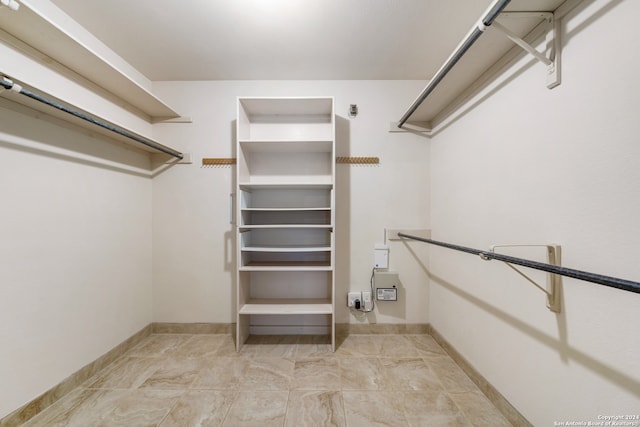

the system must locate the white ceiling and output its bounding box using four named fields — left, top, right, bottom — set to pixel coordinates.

left=49, top=0, right=500, bottom=81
